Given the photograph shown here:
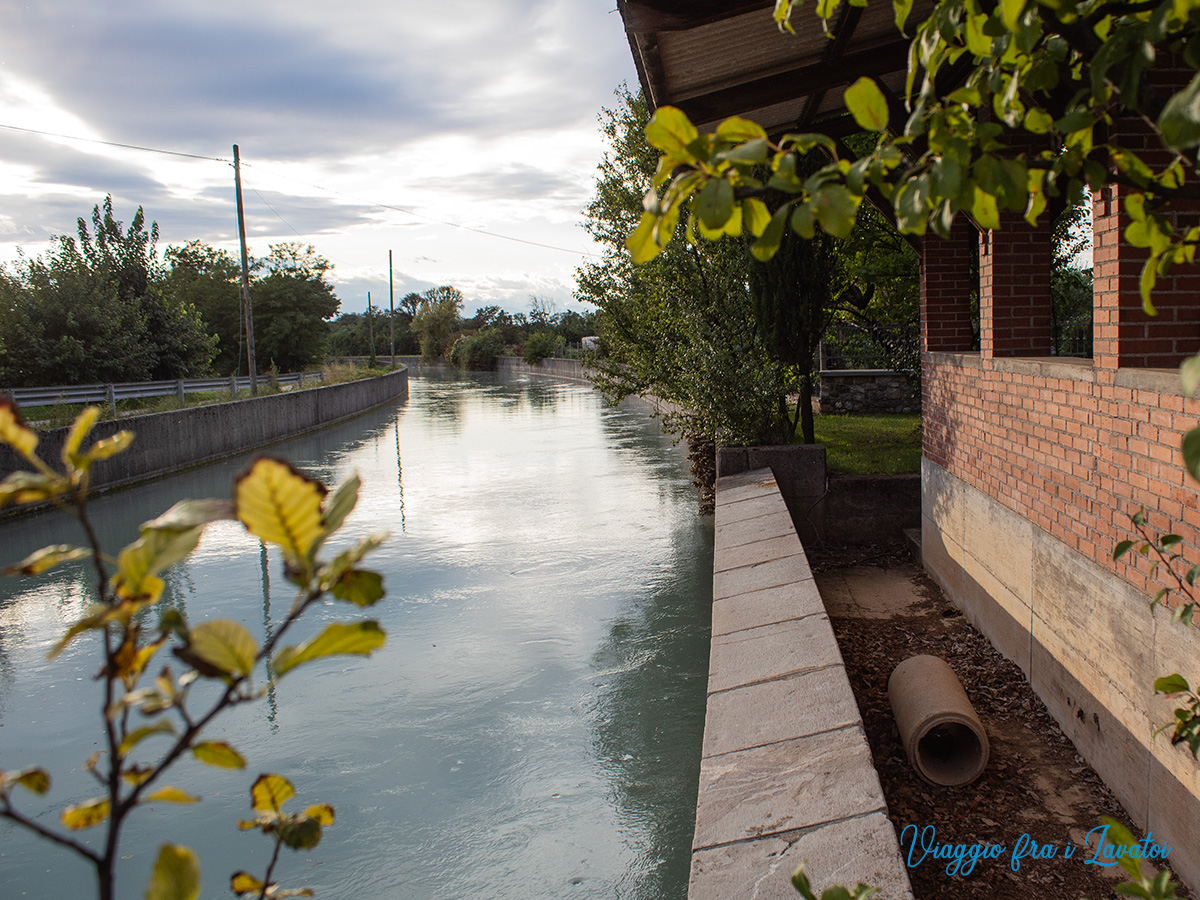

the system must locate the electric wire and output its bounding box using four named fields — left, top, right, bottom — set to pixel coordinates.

left=0, top=121, right=595, bottom=259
